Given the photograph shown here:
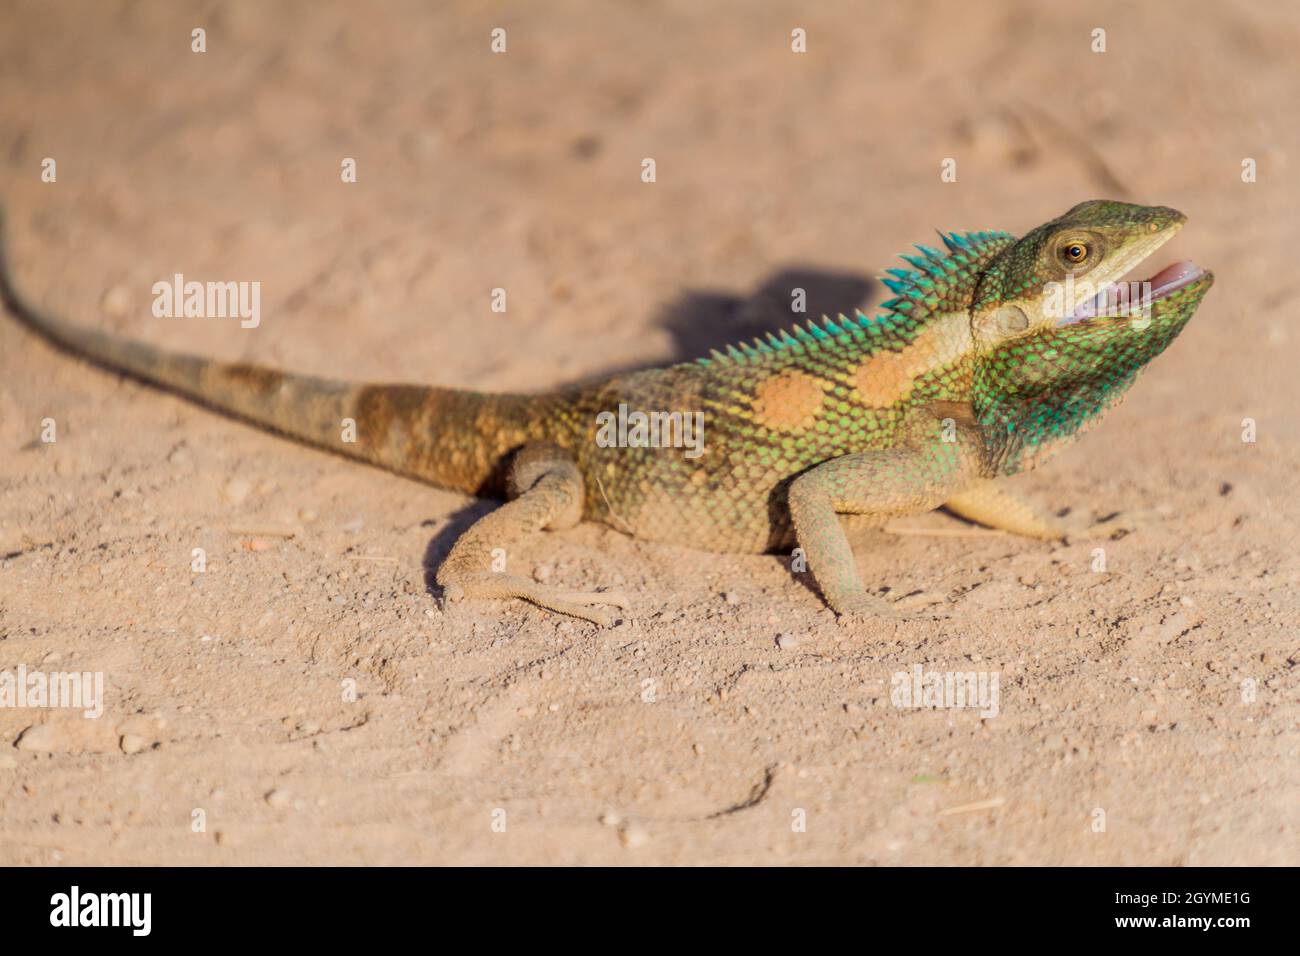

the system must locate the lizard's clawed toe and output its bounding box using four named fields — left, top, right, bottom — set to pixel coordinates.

left=537, top=588, right=630, bottom=626
left=831, top=589, right=951, bottom=625
left=1061, top=510, right=1144, bottom=543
